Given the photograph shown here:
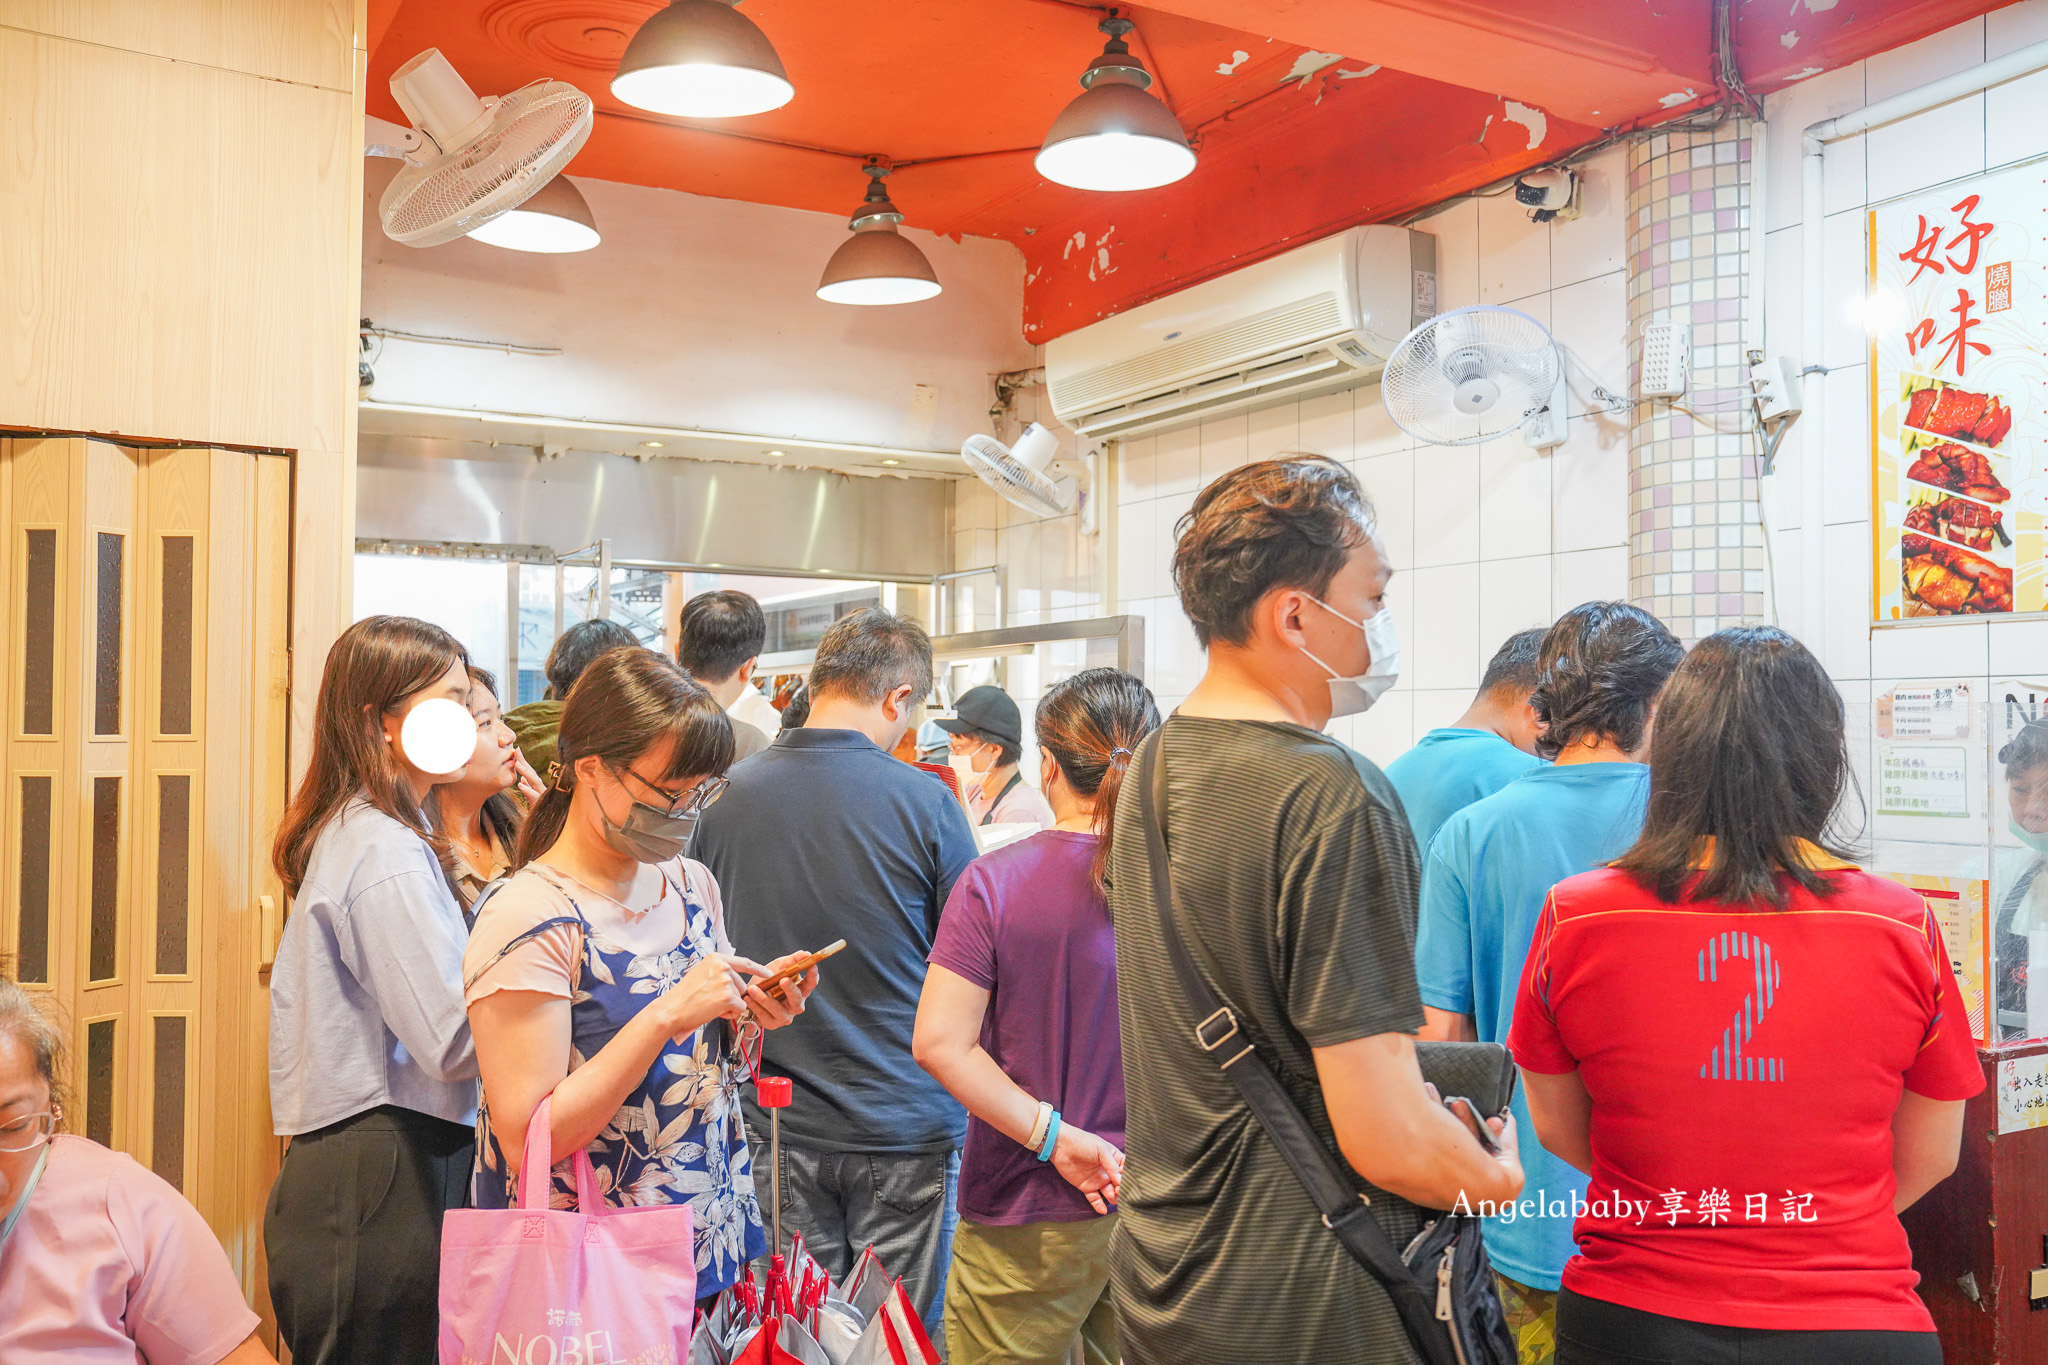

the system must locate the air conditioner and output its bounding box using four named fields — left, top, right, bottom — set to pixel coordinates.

left=1046, top=226, right=1436, bottom=442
